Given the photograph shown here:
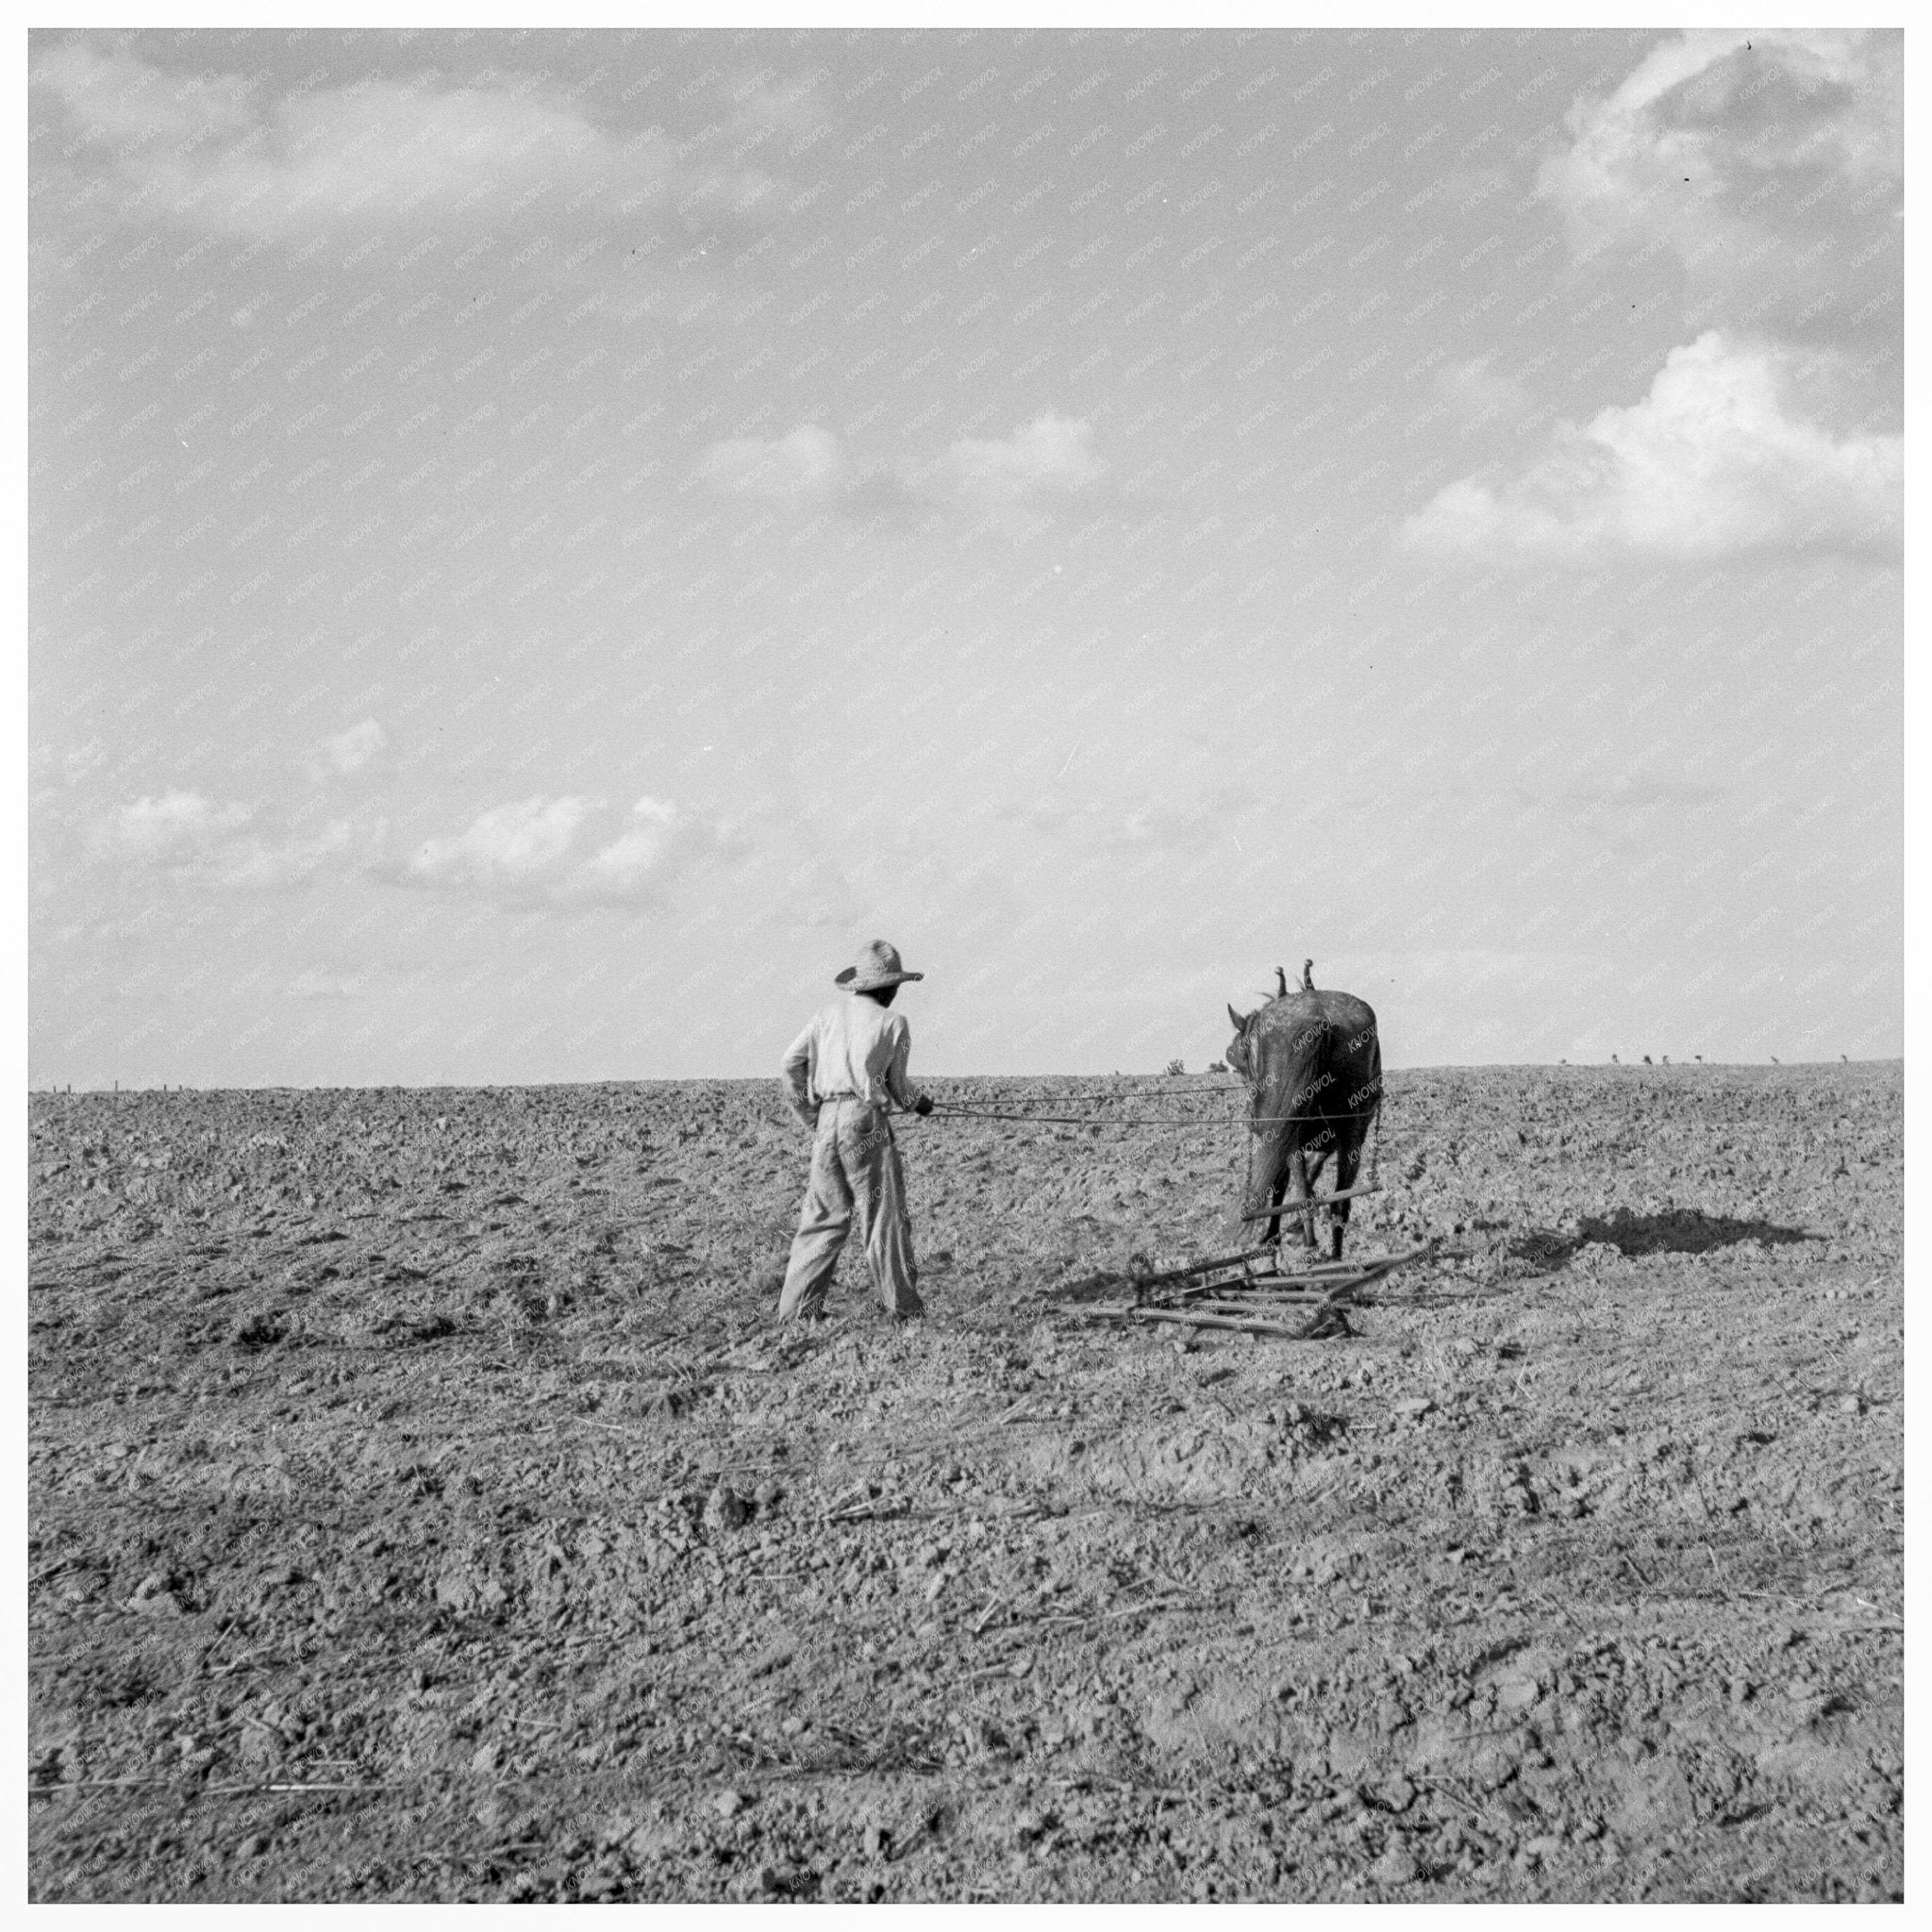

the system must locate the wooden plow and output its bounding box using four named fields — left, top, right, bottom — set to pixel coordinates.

left=1079, top=1232, right=1437, bottom=1341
